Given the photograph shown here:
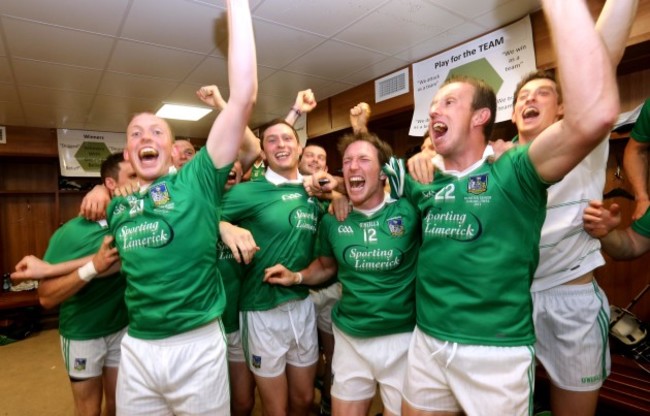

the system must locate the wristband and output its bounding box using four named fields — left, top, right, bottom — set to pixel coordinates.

left=78, top=261, right=98, bottom=282
left=291, top=106, right=302, bottom=117
left=295, top=272, right=303, bottom=285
